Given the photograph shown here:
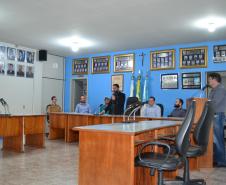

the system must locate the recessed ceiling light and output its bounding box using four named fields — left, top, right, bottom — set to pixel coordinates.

left=195, top=16, right=226, bottom=32
left=58, top=36, right=94, bottom=52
